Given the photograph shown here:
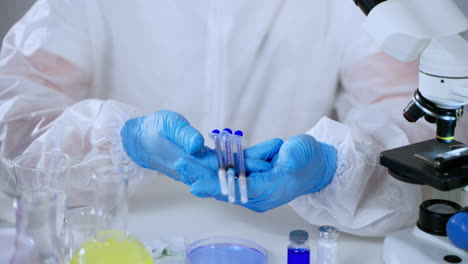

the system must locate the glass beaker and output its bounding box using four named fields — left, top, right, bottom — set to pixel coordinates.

left=13, top=152, right=70, bottom=248
left=66, top=206, right=102, bottom=260
left=10, top=188, right=65, bottom=264
left=14, top=152, right=70, bottom=195
left=68, top=167, right=153, bottom=264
